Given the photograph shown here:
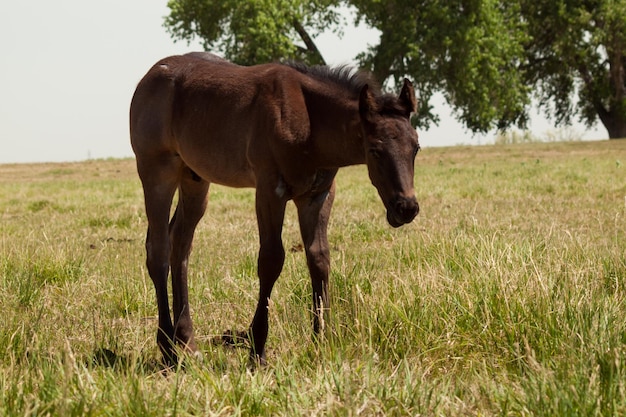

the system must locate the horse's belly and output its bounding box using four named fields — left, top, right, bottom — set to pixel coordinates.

left=208, top=167, right=256, bottom=188
left=178, top=143, right=256, bottom=188
left=171, top=92, right=261, bottom=188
